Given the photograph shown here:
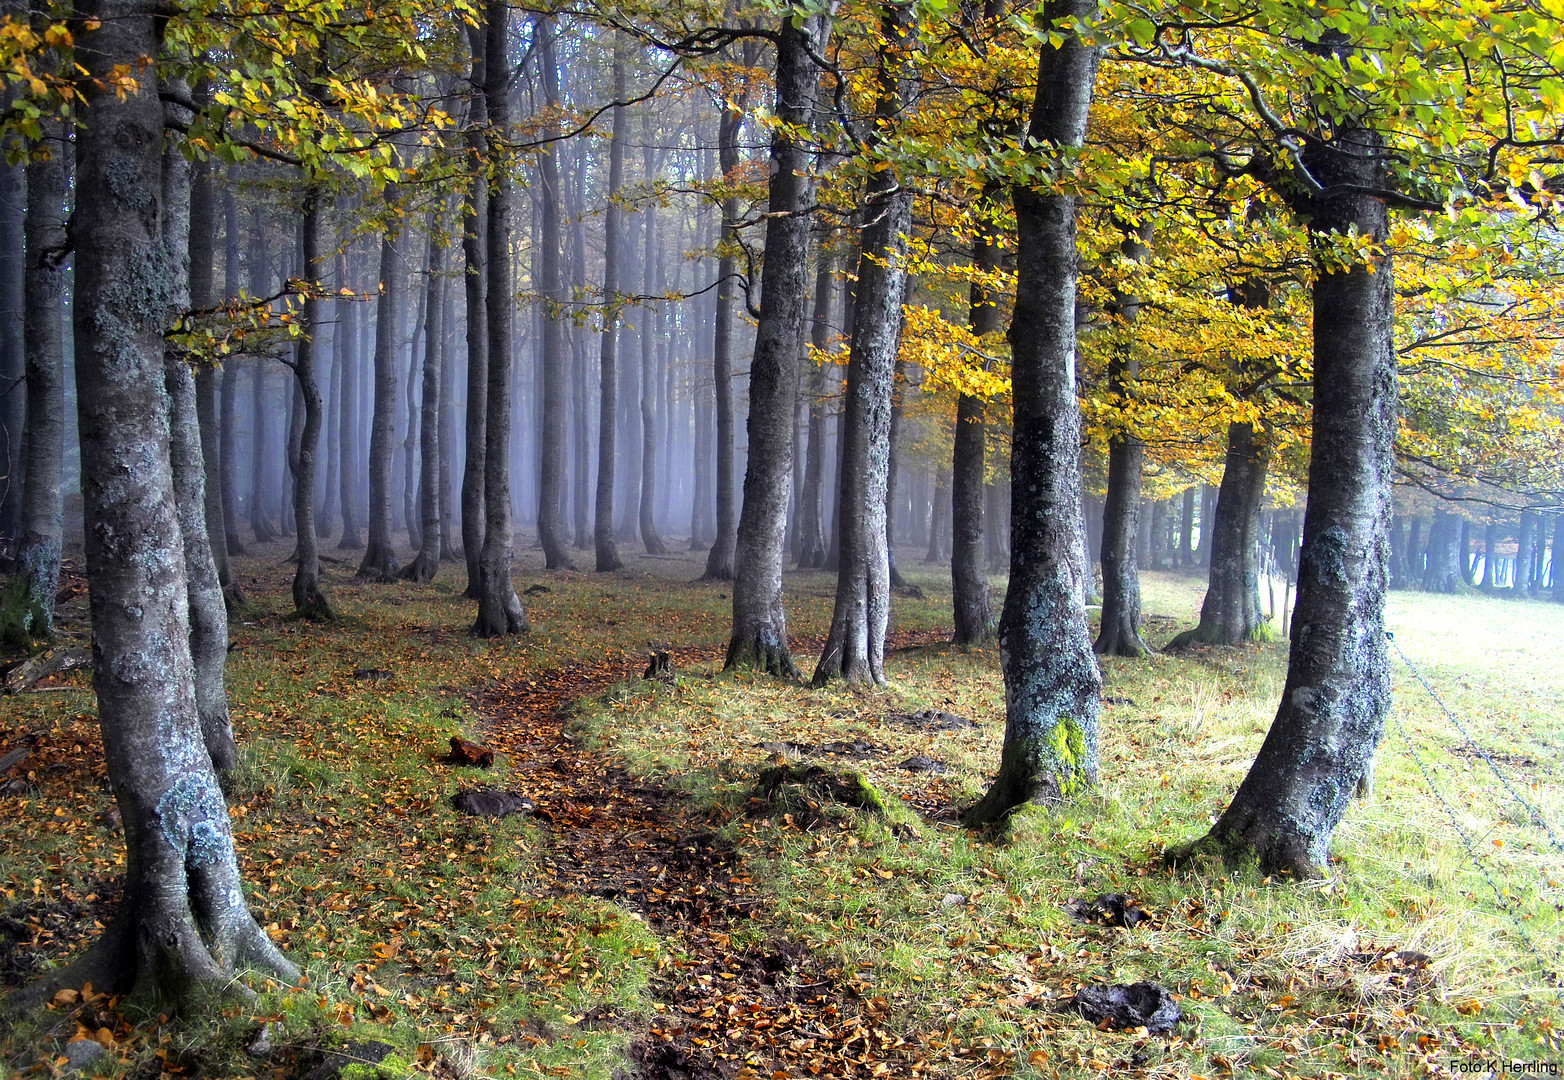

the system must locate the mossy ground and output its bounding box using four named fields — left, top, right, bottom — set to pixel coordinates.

left=1, top=541, right=1560, bottom=1078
